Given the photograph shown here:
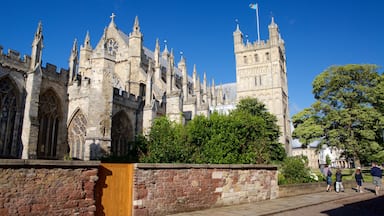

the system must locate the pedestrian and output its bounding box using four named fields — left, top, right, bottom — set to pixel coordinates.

left=335, top=168, right=344, bottom=192
left=354, top=167, right=364, bottom=193
left=370, top=162, right=382, bottom=196
left=323, top=164, right=332, bottom=192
